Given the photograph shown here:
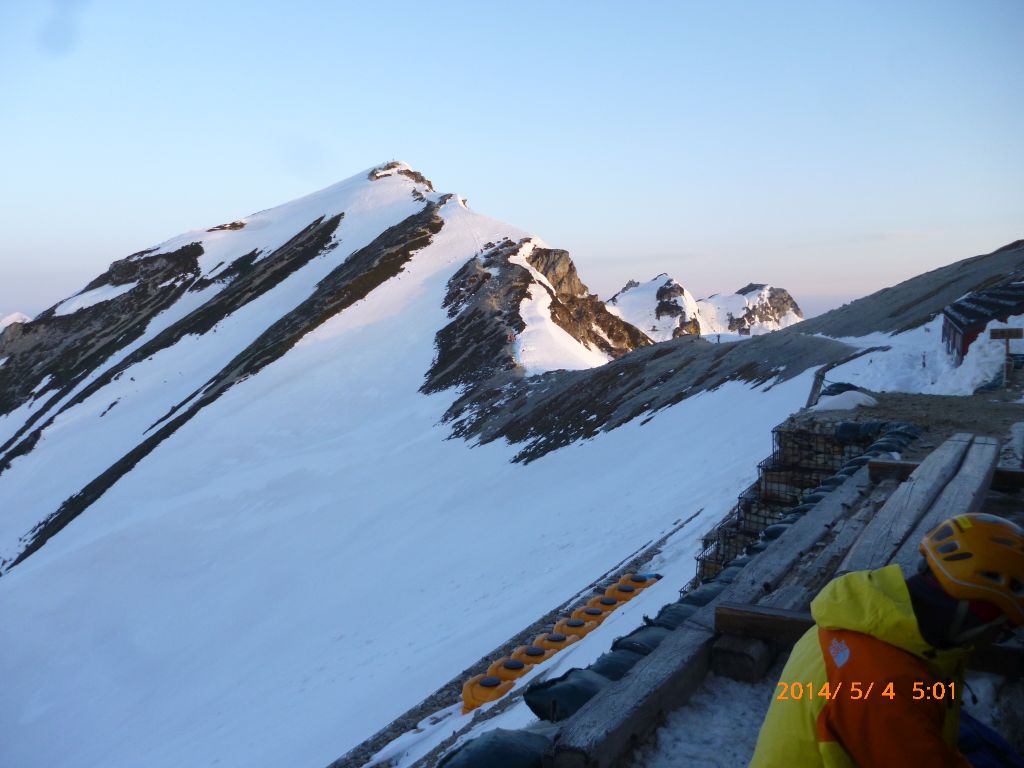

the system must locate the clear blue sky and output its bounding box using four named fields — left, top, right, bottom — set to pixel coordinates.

left=2, top=0, right=1021, bottom=319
